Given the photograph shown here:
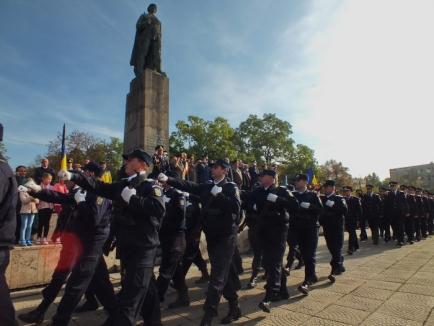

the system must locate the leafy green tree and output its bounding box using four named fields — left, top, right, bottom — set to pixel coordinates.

left=169, top=116, right=237, bottom=159
left=318, top=159, right=353, bottom=188
left=235, top=113, right=294, bottom=165
left=282, top=144, right=318, bottom=180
